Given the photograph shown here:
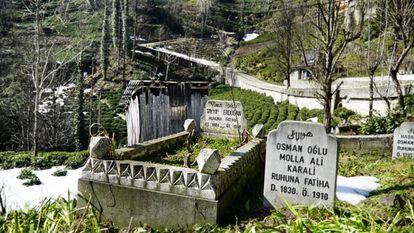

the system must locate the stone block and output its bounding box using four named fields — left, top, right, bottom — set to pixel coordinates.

left=196, top=149, right=221, bottom=174
left=252, top=124, right=266, bottom=138
left=89, top=136, right=112, bottom=159
left=184, top=119, right=196, bottom=132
